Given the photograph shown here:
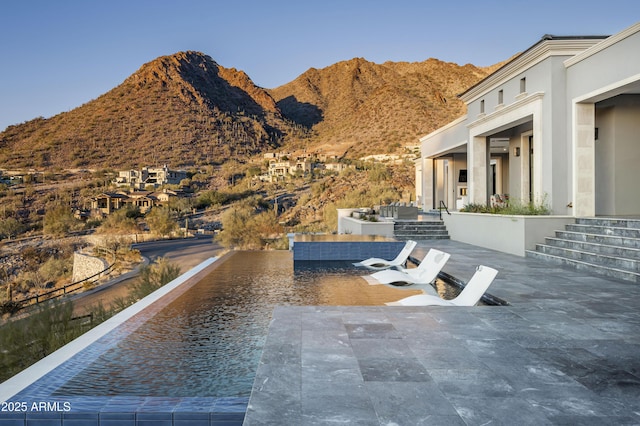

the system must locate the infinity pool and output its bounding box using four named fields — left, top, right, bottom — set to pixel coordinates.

left=49, top=251, right=424, bottom=398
